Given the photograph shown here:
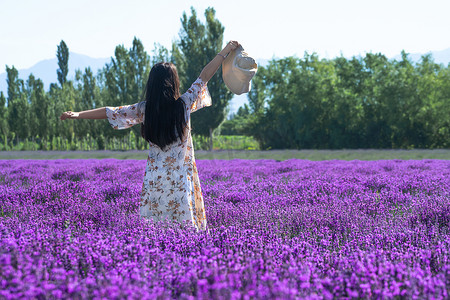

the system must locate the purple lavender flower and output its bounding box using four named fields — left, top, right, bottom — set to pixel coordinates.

left=0, top=159, right=449, bottom=299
